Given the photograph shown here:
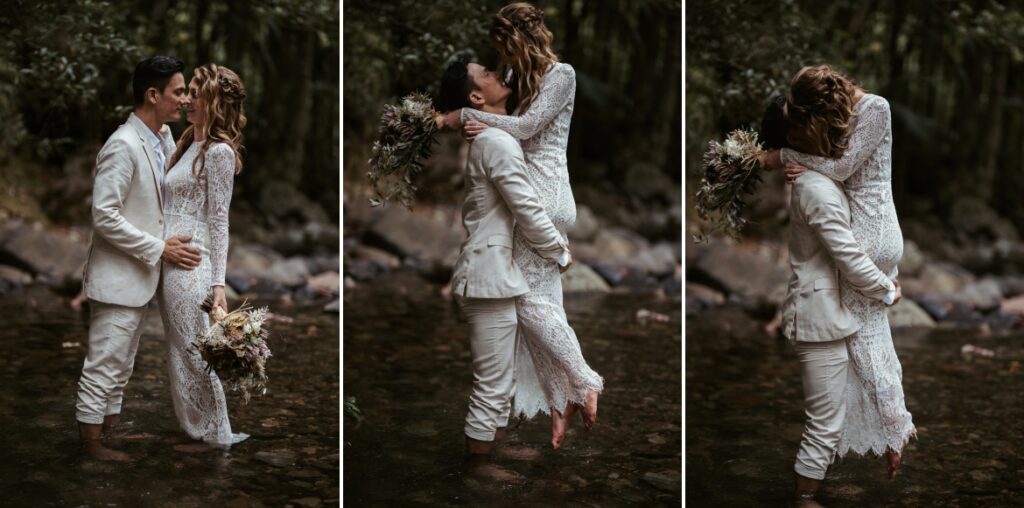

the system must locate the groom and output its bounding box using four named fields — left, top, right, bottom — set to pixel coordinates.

left=760, top=99, right=901, bottom=506
left=438, top=56, right=571, bottom=479
left=76, top=56, right=201, bottom=461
